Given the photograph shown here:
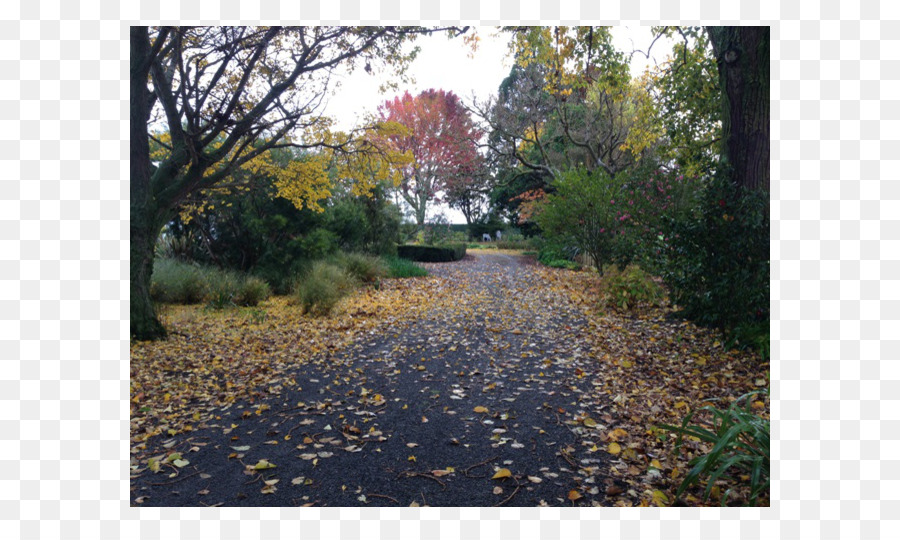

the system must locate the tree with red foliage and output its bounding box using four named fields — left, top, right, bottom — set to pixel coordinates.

left=379, top=89, right=482, bottom=229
